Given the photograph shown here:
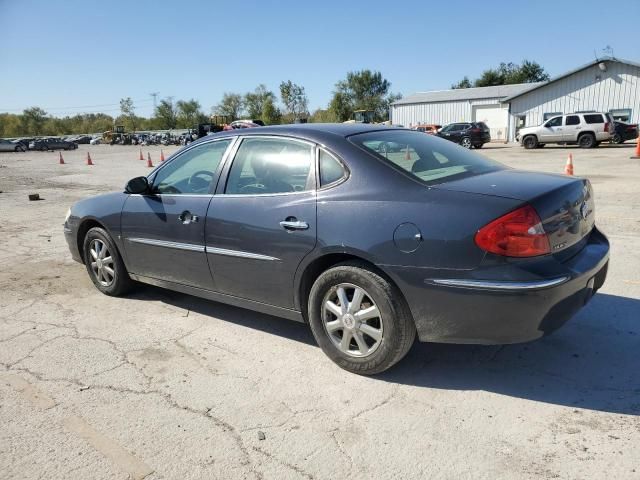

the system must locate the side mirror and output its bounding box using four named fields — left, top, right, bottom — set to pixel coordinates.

left=125, top=176, right=149, bottom=194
